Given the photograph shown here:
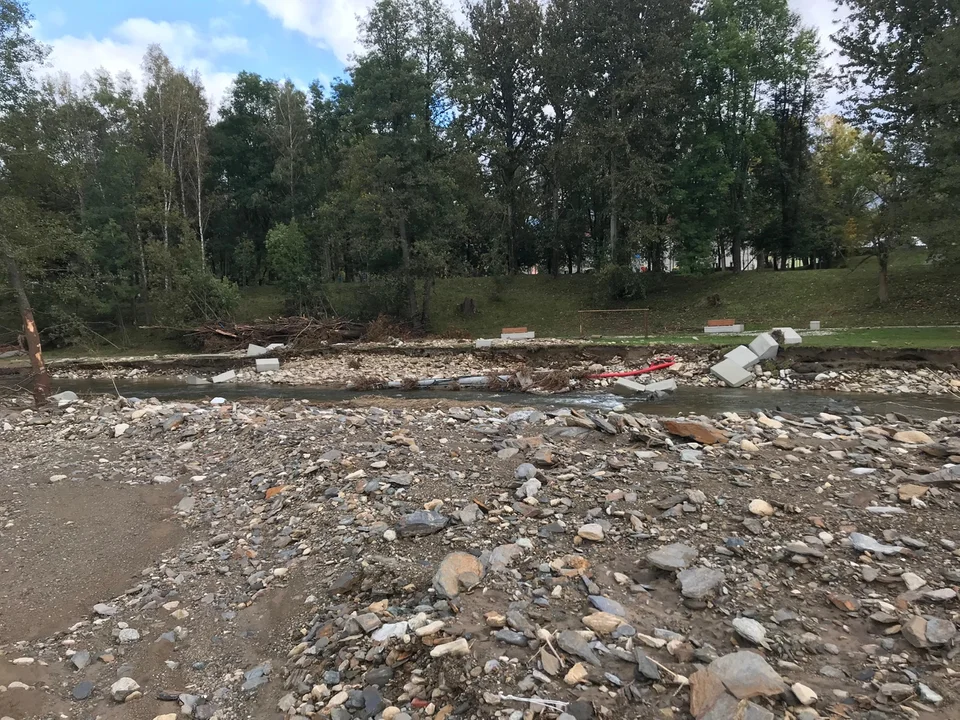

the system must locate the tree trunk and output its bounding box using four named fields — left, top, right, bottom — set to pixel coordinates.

left=731, top=226, right=743, bottom=272
left=608, top=150, right=618, bottom=264
left=420, top=274, right=434, bottom=328
left=399, top=217, right=417, bottom=320
left=507, top=202, right=517, bottom=274
left=551, top=185, right=561, bottom=278
left=878, top=242, right=889, bottom=303
left=2, top=250, right=51, bottom=405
